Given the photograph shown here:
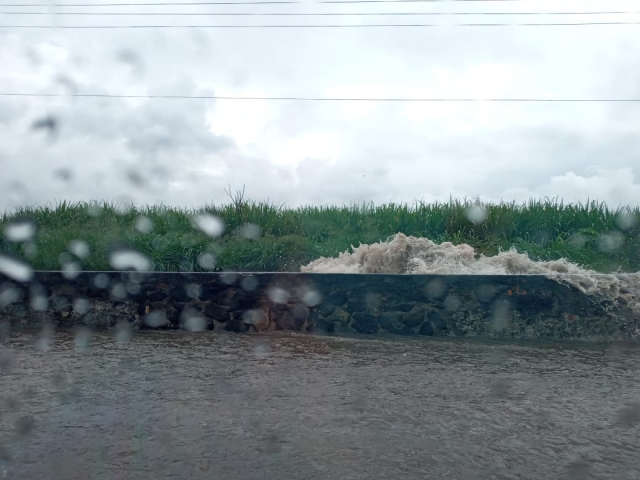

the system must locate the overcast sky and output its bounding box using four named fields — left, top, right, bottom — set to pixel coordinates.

left=1, top=0, right=640, bottom=212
